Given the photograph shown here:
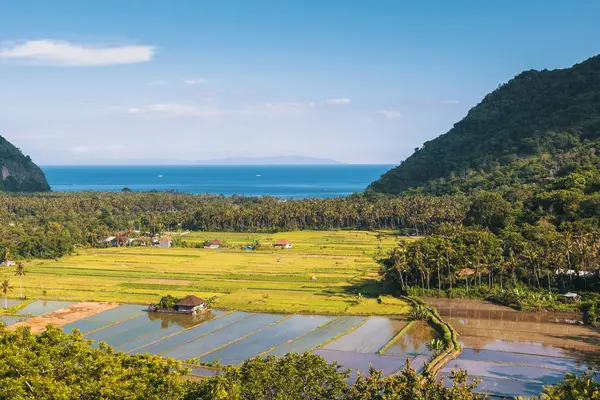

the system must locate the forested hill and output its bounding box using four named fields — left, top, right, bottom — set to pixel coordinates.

left=368, top=54, right=600, bottom=195
left=0, top=135, right=50, bottom=192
